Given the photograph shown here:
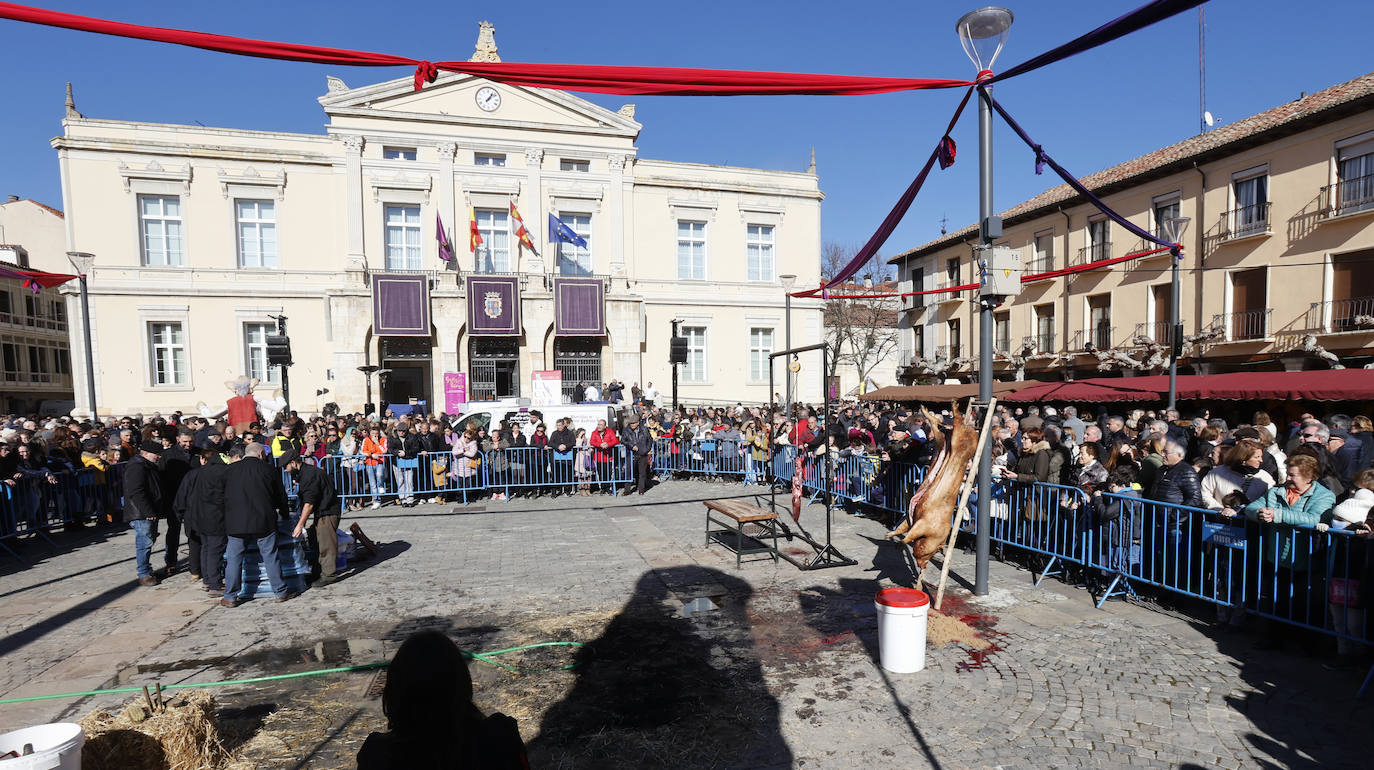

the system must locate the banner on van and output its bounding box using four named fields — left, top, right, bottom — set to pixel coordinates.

left=554, top=277, right=604, bottom=336
left=532, top=370, right=562, bottom=404
left=466, top=275, right=521, bottom=336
